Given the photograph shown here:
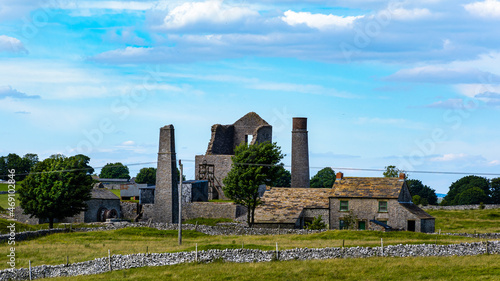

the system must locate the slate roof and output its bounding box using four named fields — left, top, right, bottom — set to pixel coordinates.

left=254, top=188, right=334, bottom=224
left=399, top=203, right=434, bottom=219
left=91, top=188, right=120, bottom=200
left=332, top=177, right=404, bottom=199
